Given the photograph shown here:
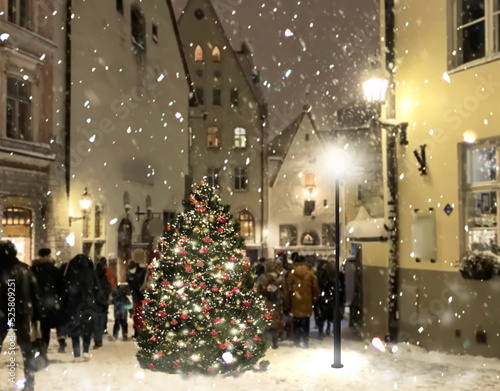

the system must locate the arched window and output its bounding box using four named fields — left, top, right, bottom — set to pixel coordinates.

left=234, top=127, right=247, bottom=148
left=238, top=210, right=255, bottom=241
left=212, top=46, right=221, bottom=62
left=131, top=5, right=146, bottom=55
left=195, top=45, right=204, bottom=62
